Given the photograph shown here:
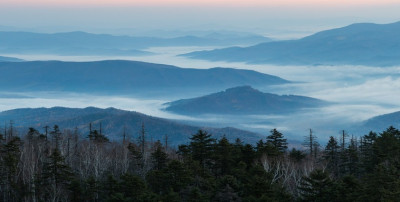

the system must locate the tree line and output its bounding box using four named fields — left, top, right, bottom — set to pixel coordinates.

left=0, top=122, right=399, bottom=201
